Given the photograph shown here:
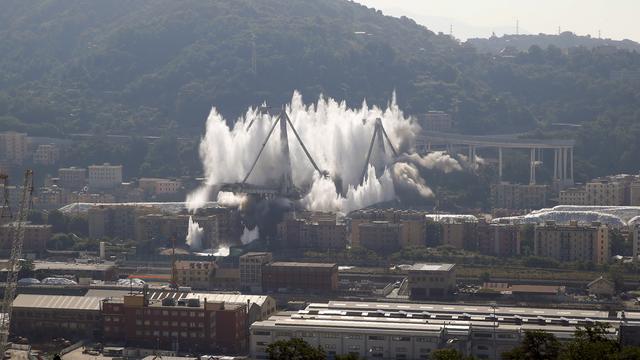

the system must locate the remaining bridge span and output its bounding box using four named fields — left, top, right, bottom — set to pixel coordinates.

left=416, top=131, right=576, bottom=186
